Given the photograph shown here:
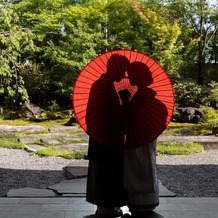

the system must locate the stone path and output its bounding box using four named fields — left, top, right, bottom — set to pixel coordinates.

left=14, top=125, right=89, bottom=157
left=0, top=124, right=90, bottom=197
left=1, top=124, right=218, bottom=198
left=0, top=124, right=46, bottom=133
left=158, top=135, right=218, bottom=150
